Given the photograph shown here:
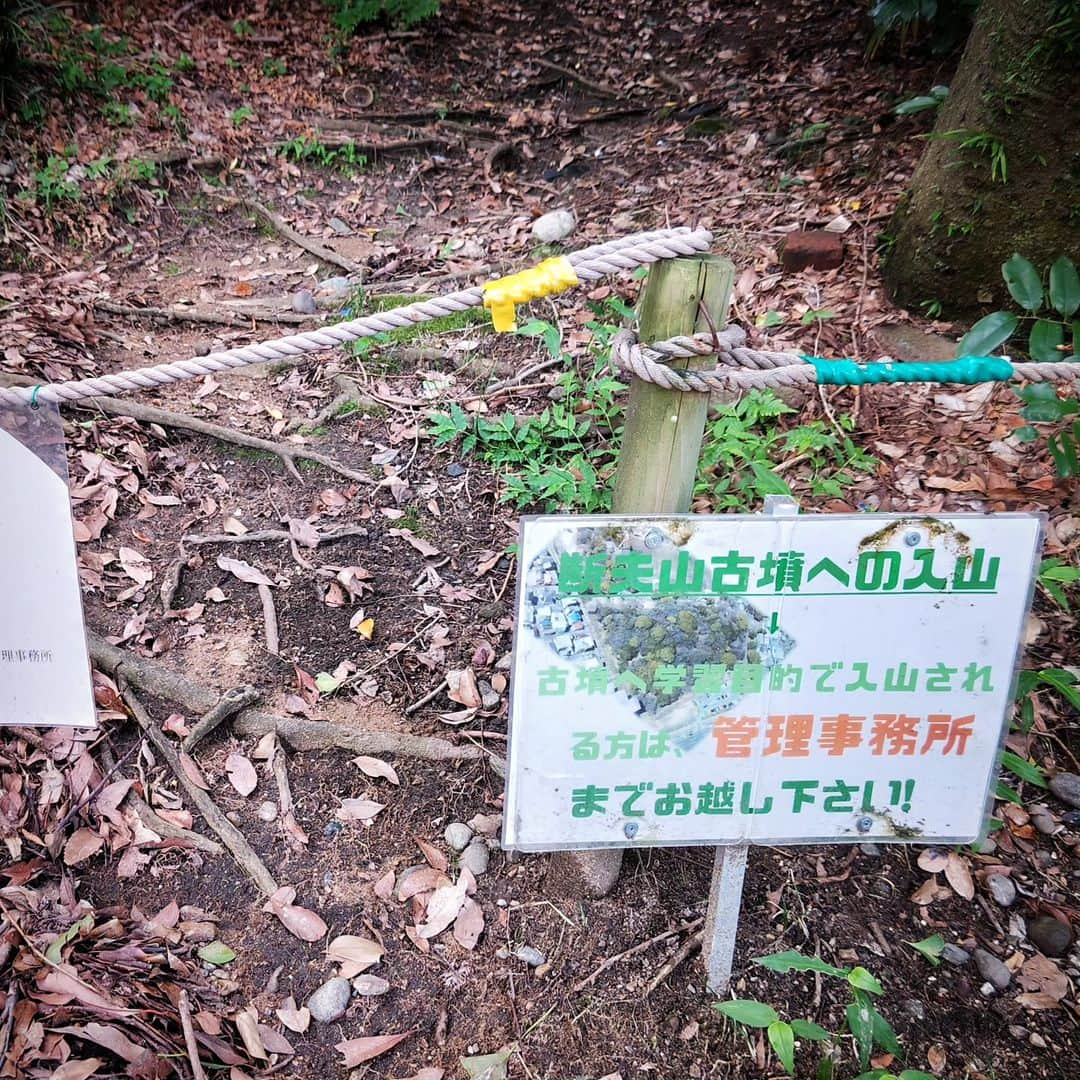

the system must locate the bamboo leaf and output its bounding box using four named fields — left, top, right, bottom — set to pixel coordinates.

left=768, top=1021, right=796, bottom=1074
left=714, top=1000, right=780, bottom=1028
